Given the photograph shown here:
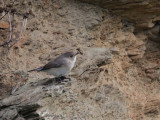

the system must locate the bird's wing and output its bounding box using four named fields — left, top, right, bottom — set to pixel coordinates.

left=28, top=67, right=43, bottom=72
left=41, top=58, right=66, bottom=70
